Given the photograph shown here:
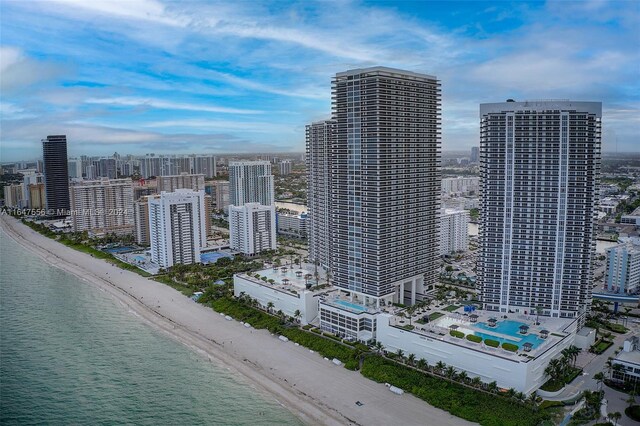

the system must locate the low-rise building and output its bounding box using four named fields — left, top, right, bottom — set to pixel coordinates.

left=276, top=211, right=308, bottom=239
left=319, top=293, right=379, bottom=342
left=612, top=335, right=640, bottom=384
left=376, top=310, right=578, bottom=394
left=622, top=207, right=640, bottom=227
left=229, top=203, right=277, bottom=256
left=234, top=266, right=321, bottom=325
